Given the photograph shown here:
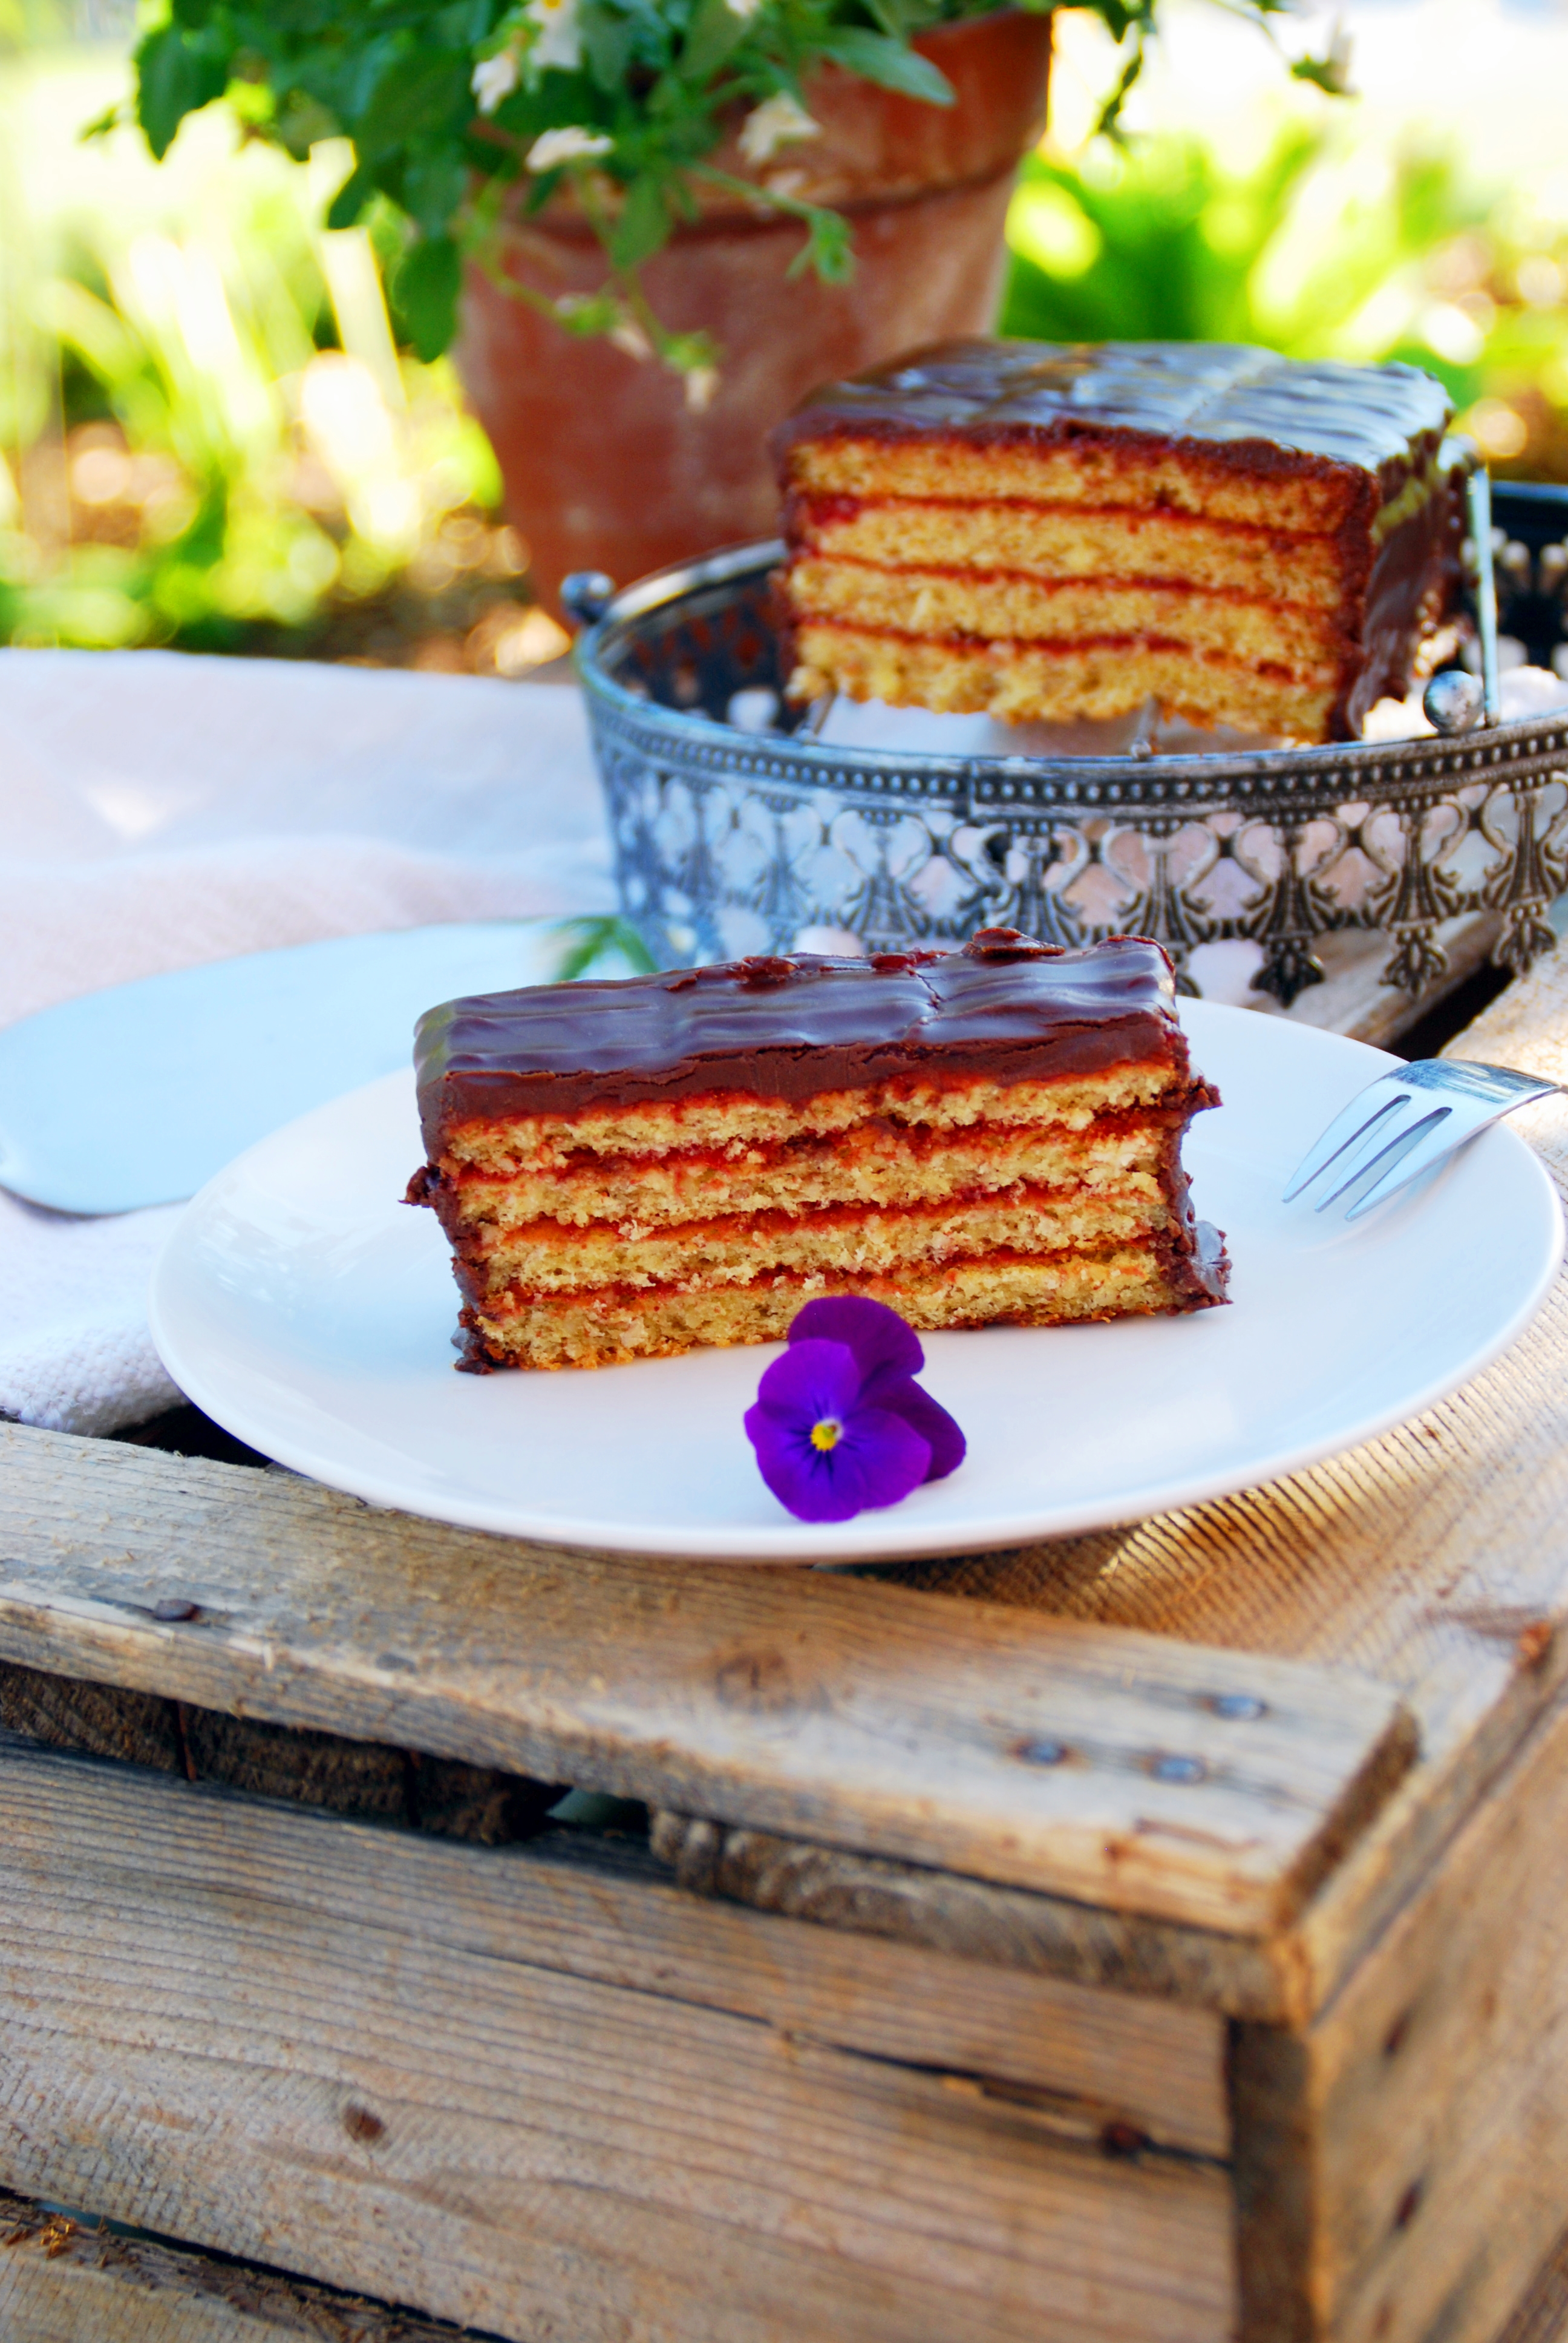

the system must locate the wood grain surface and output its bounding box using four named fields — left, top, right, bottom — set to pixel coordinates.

left=1227, top=1673, right=1568, bottom=2343
left=0, top=1734, right=1235, bottom=2343
left=1302, top=1676, right=1568, bottom=2343
left=882, top=940, right=1568, bottom=2012
left=0, top=2189, right=477, bottom=2342
left=650, top=1808, right=1291, bottom=2020
left=0, top=1725, right=1230, bottom=2154
left=0, top=1429, right=1413, bottom=1935
left=0, top=1654, right=560, bottom=1843
left=1498, top=2222, right=1568, bottom=2343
